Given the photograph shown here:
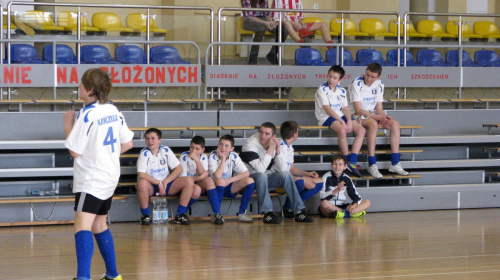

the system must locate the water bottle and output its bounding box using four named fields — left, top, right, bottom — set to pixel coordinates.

left=160, top=198, right=168, bottom=223
left=152, top=199, right=161, bottom=224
